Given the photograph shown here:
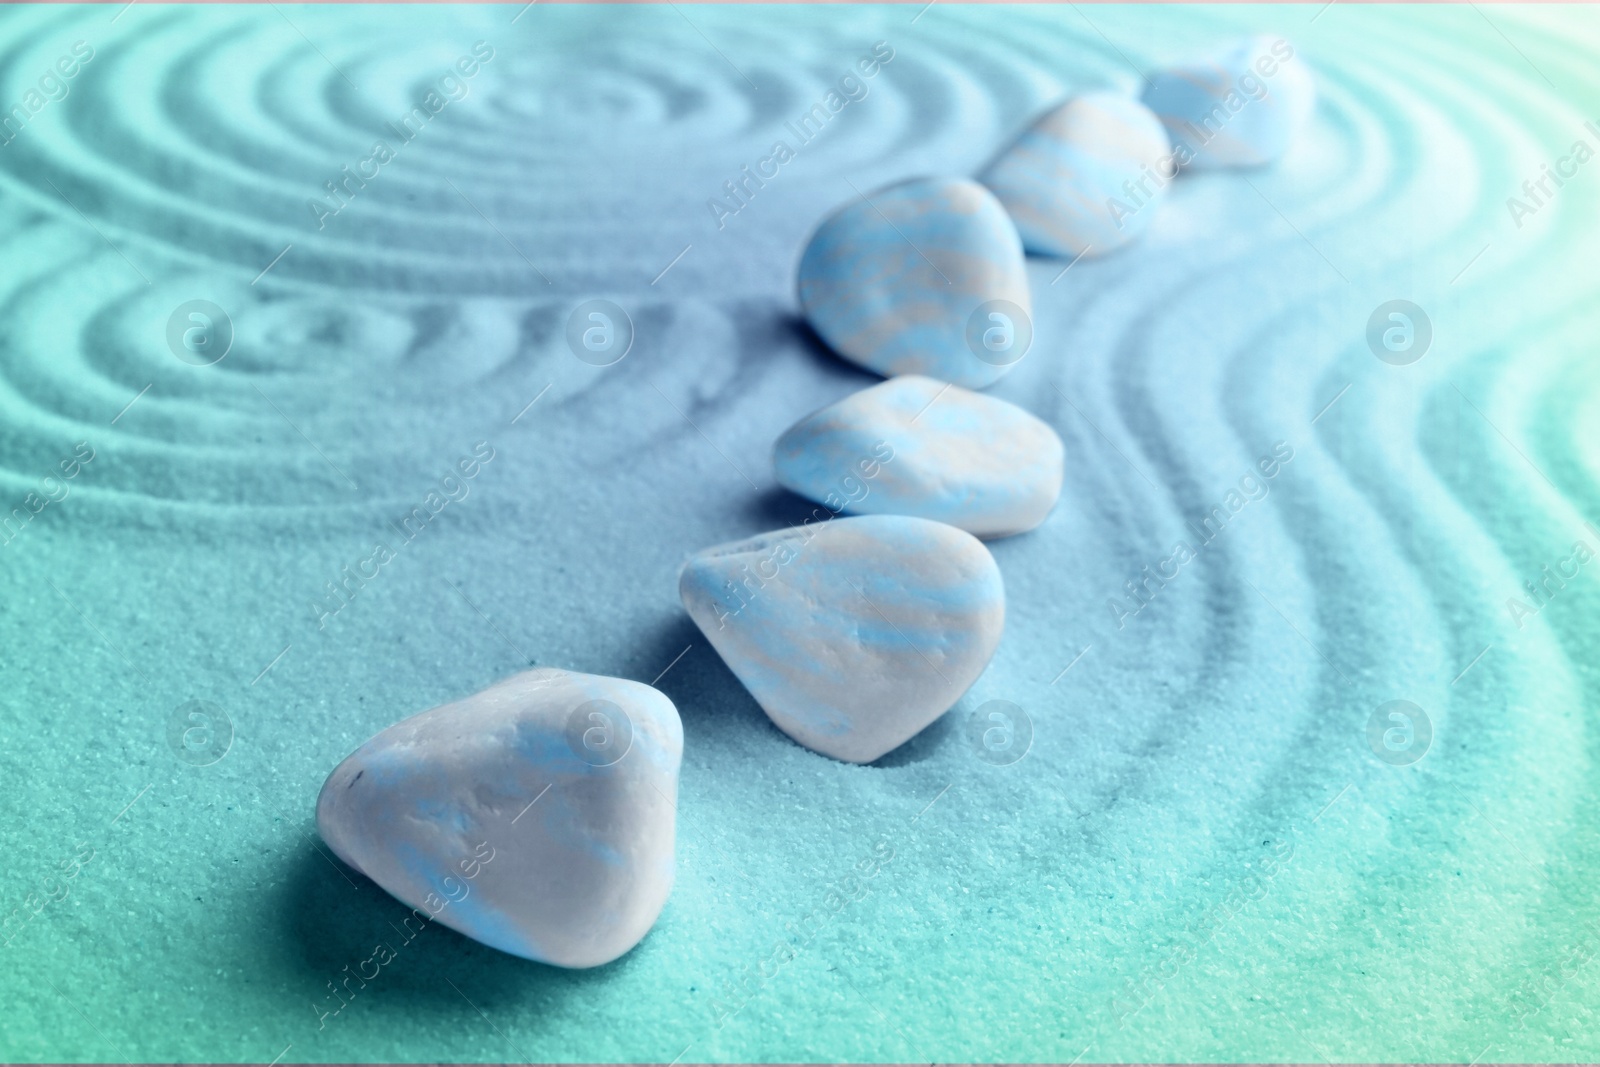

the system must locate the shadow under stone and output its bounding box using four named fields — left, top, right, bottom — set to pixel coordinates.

left=255, top=838, right=632, bottom=1024
left=623, top=611, right=796, bottom=755
left=869, top=707, right=960, bottom=768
